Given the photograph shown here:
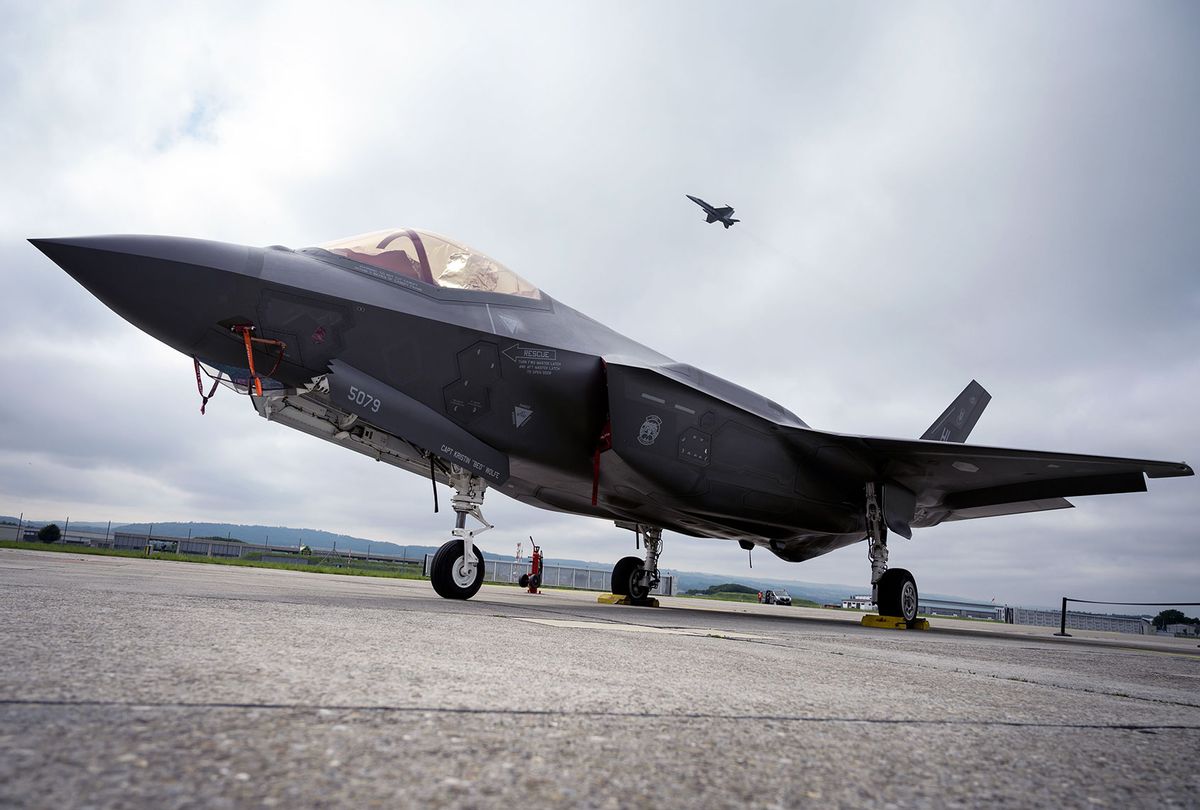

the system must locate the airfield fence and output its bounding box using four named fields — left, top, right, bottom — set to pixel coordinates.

left=1, top=525, right=676, bottom=595
left=1048, top=598, right=1200, bottom=637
